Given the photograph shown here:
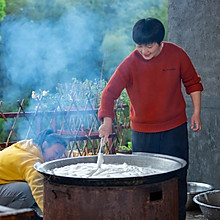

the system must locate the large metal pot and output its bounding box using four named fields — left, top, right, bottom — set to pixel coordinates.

left=35, top=153, right=186, bottom=220
left=35, top=153, right=186, bottom=186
